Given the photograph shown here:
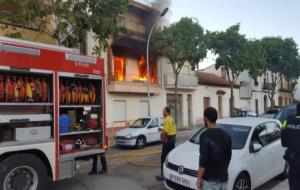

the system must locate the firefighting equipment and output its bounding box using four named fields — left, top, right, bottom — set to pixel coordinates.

left=89, top=84, right=96, bottom=104
left=78, top=84, right=84, bottom=104
left=70, top=83, right=79, bottom=104
left=65, top=82, right=71, bottom=105
left=83, top=87, right=89, bottom=104
left=88, top=119, right=98, bottom=129
left=25, top=78, right=34, bottom=102
left=19, top=78, right=26, bottom=102
left=13, top=77, right=20, bottom=102
left=60, top=82, right=65, bottom=104
left=60, top=140, right=75, bottom=153
left=5, top=77, right=13, bottom=102
left=0, top=76, right=5, bottom=101
left=35, top=78, right=41, bottom=102
left=76, top=139, right=86, bottom=149
left=41, top=79, right=48, bottom=102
